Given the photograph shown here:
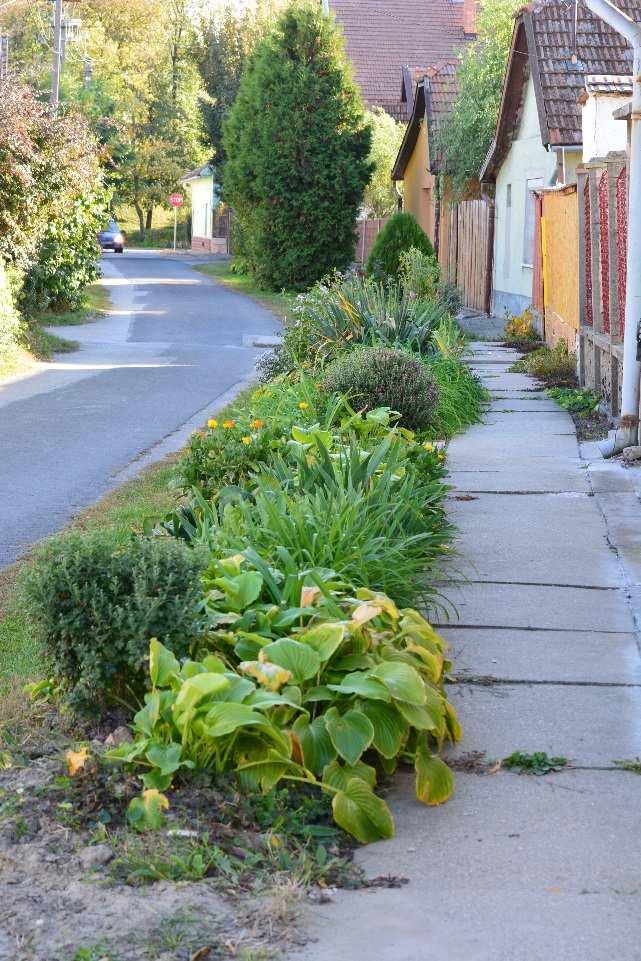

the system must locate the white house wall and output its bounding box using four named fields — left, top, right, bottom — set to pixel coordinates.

left=492, top=74, right=558, bottom=318
left=582, top=93, right=629, bottom=162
